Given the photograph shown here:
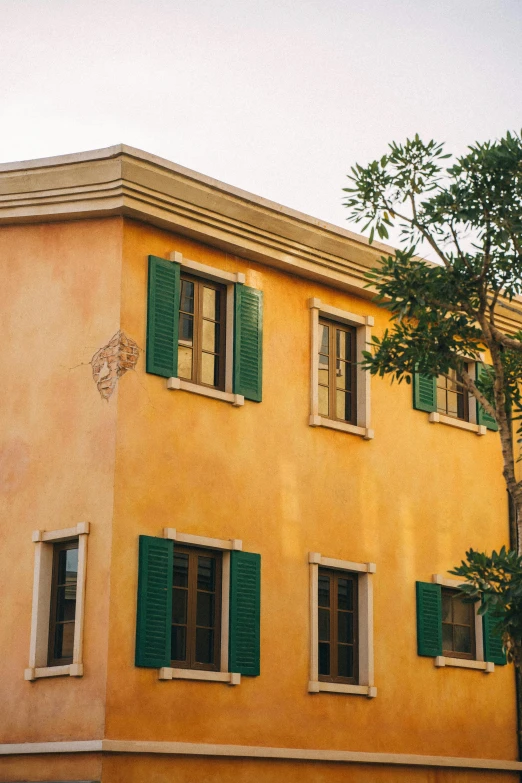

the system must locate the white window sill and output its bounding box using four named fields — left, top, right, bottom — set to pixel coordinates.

left=158, top=667, right=241, bottom=685
left=309, top=415, right=373, bottom=440
left=167, top=377, right=244, bottom=407
left=24, top=664, right=83, bottom=681
left=434, top=656, right=494, bottom=673
left=308, top=681, right=377, bottom=697
left=428, top=412, right=486, bottom=435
